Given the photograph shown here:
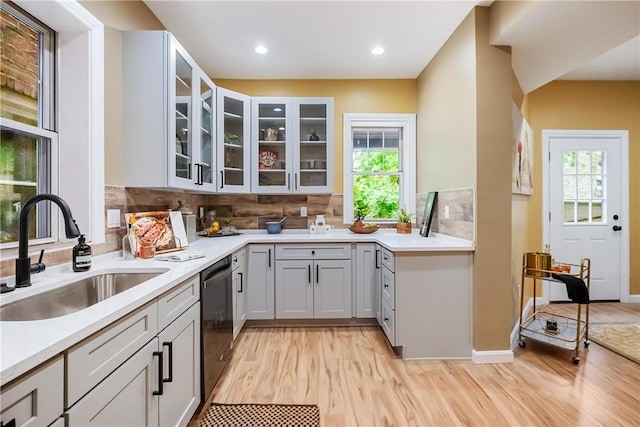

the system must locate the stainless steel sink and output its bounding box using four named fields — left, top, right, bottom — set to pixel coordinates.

left=0, top=270, right=168, bottom=321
